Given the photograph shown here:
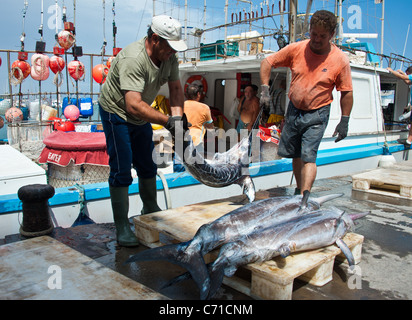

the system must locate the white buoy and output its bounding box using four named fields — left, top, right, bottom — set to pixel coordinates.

left=378, top=154, right=396, bottom=168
